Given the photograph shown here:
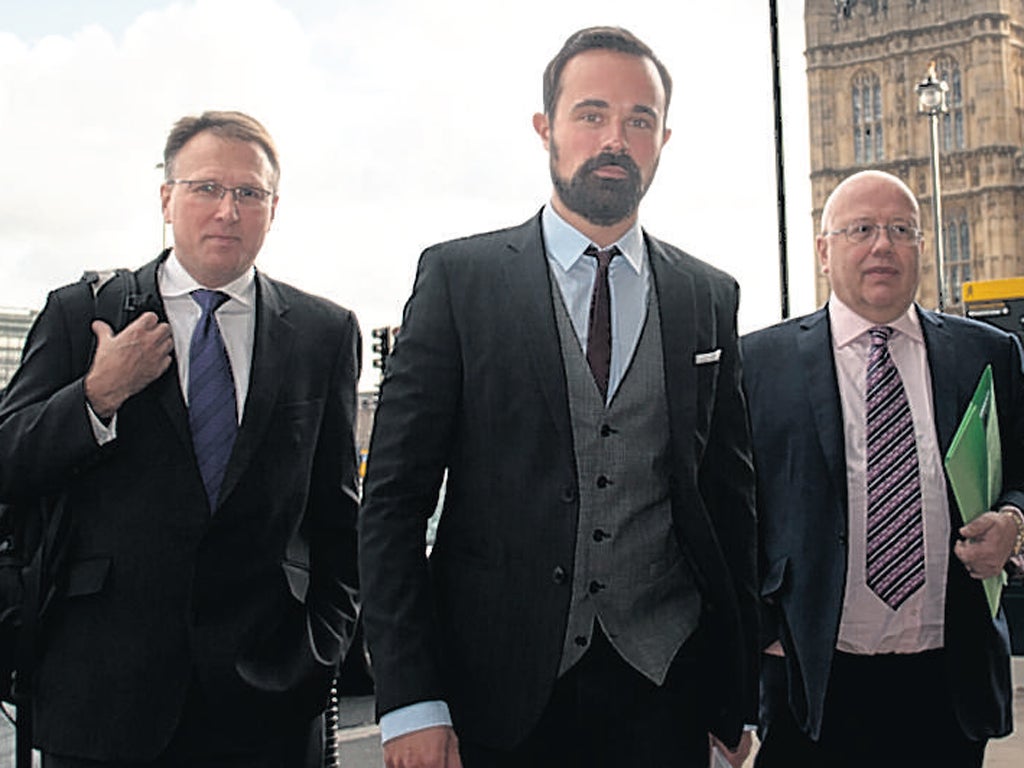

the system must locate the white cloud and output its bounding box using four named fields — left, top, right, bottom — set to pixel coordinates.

left=0, top=0, right=817, bottom=388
